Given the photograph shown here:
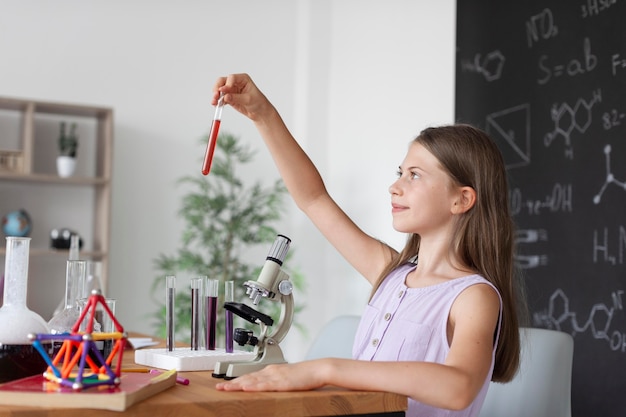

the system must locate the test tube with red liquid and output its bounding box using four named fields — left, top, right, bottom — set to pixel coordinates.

left=201, top=94, right=225, bottom=175
left=224, top=281, right=234, bottom=353
left=205, top=278, right=219, bottom=350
